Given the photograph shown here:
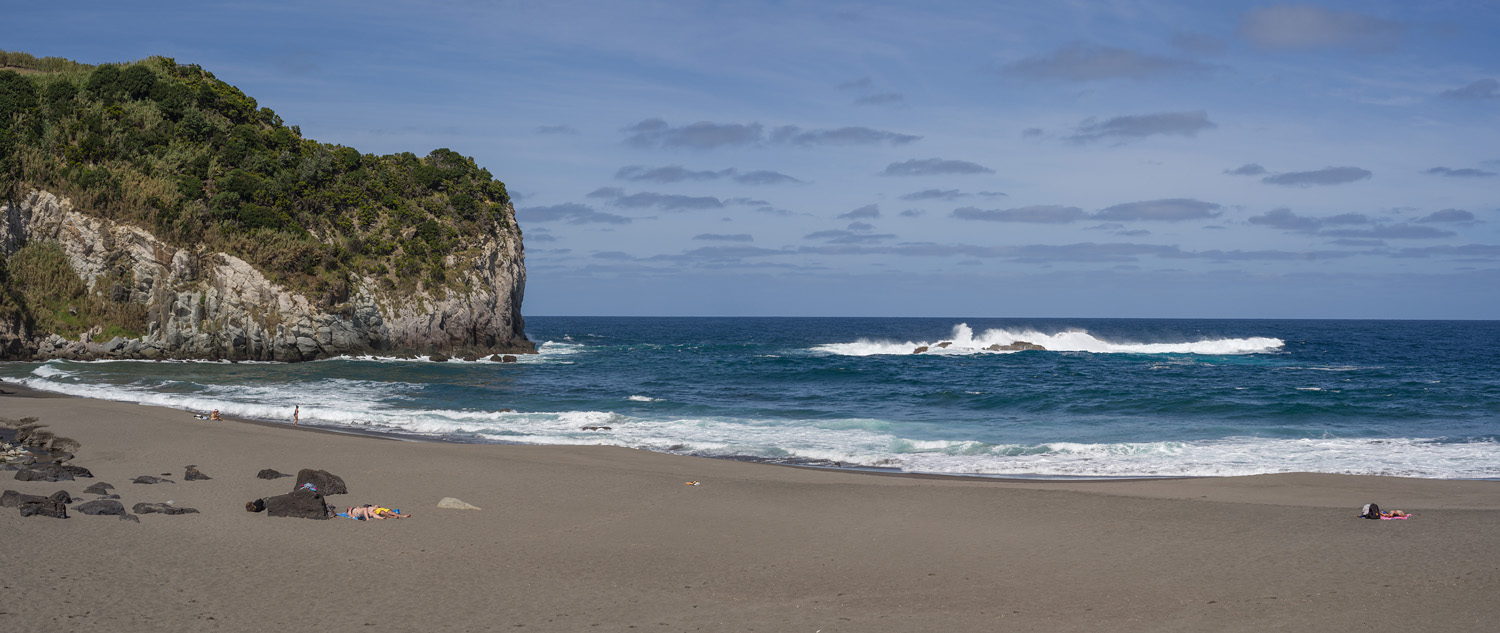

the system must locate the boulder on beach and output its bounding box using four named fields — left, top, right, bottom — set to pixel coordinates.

left=437, top=497, right=481, bottom=510
left=131, top=475, right=175, bottom=485
left=133, top=502, right=199, bottom=516
left=18, top=498, right=68, bottom=518
left=48, top=489, right=72, bottom=504
left=14, top=464, right=93, bottom=482
left=76, top=499, right=127, bottom=516
left=294, top=469, right=348, bottom=495
left=1, top=489, right=45, bottom=507
left=83, top=482, right=114, bottom=494
left=262, top=489, right=332, bottom=520
left=184, top=465, right=212, bottom=481
left=256, top=468, right=292, bottom=480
